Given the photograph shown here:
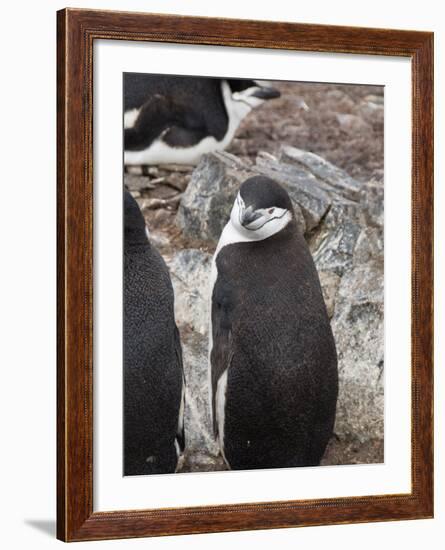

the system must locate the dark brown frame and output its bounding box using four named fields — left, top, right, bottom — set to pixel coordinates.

left=57, top=8, right=434, bottom=542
